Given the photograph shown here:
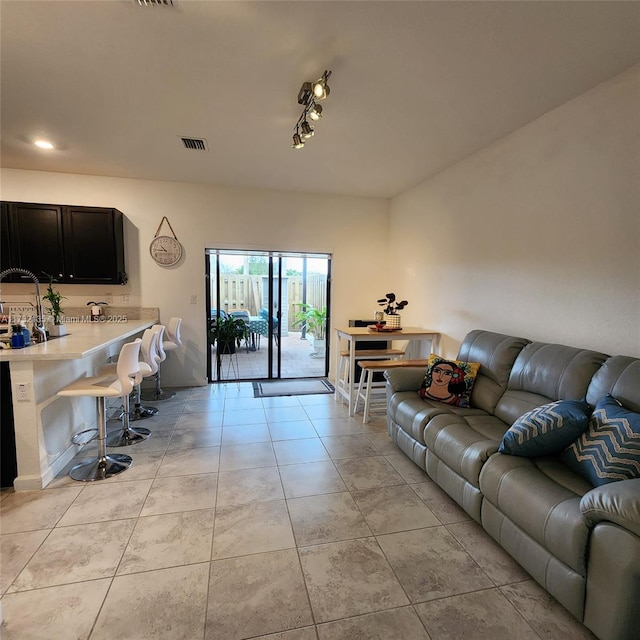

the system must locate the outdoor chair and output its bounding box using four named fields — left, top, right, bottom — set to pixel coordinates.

left=258, top=308, right=279, bottom=346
